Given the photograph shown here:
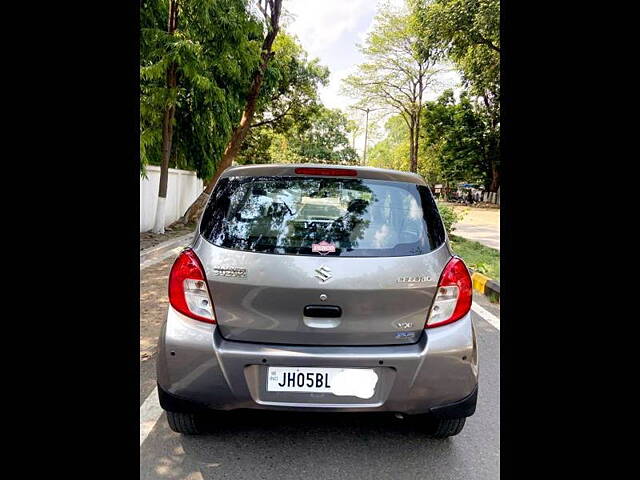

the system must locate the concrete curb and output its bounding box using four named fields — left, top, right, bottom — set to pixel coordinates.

left=469, top=270, right=500, bottom=303
left=140, top=232, right=195, bottom=270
